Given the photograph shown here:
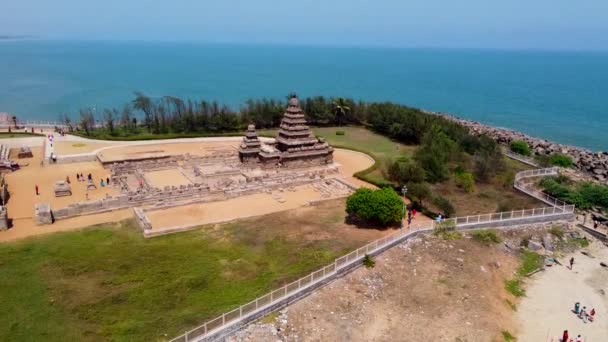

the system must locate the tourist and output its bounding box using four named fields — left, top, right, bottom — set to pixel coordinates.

left=412, top=209, right=417, bottom=216
left=436, top=214, right=442, bottom=223
left=594, top=221, right=598, bottom=229
left=589, top=308, right=595, bottom=322
left=35, top=185, right=39, bottom=195
left=407, top=216, right=412, bottom=228
left=574, top=302, right=580, bottom=314
left=66, top=176, right=70, bottom=184
left=561, top=330, right=569, bottom=342
left=100, top=179, right=105, bottom=188
left=576, top=335, right=582, bottom=342
left=579, top=306, right=587, bottom=321
left=76, top=173, right=80, bottom=182
left=570, top=257, right=575, bottom=270
left=88, top=173, right=92, bottom=181
left=106, top=177, right=110, bottom=185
